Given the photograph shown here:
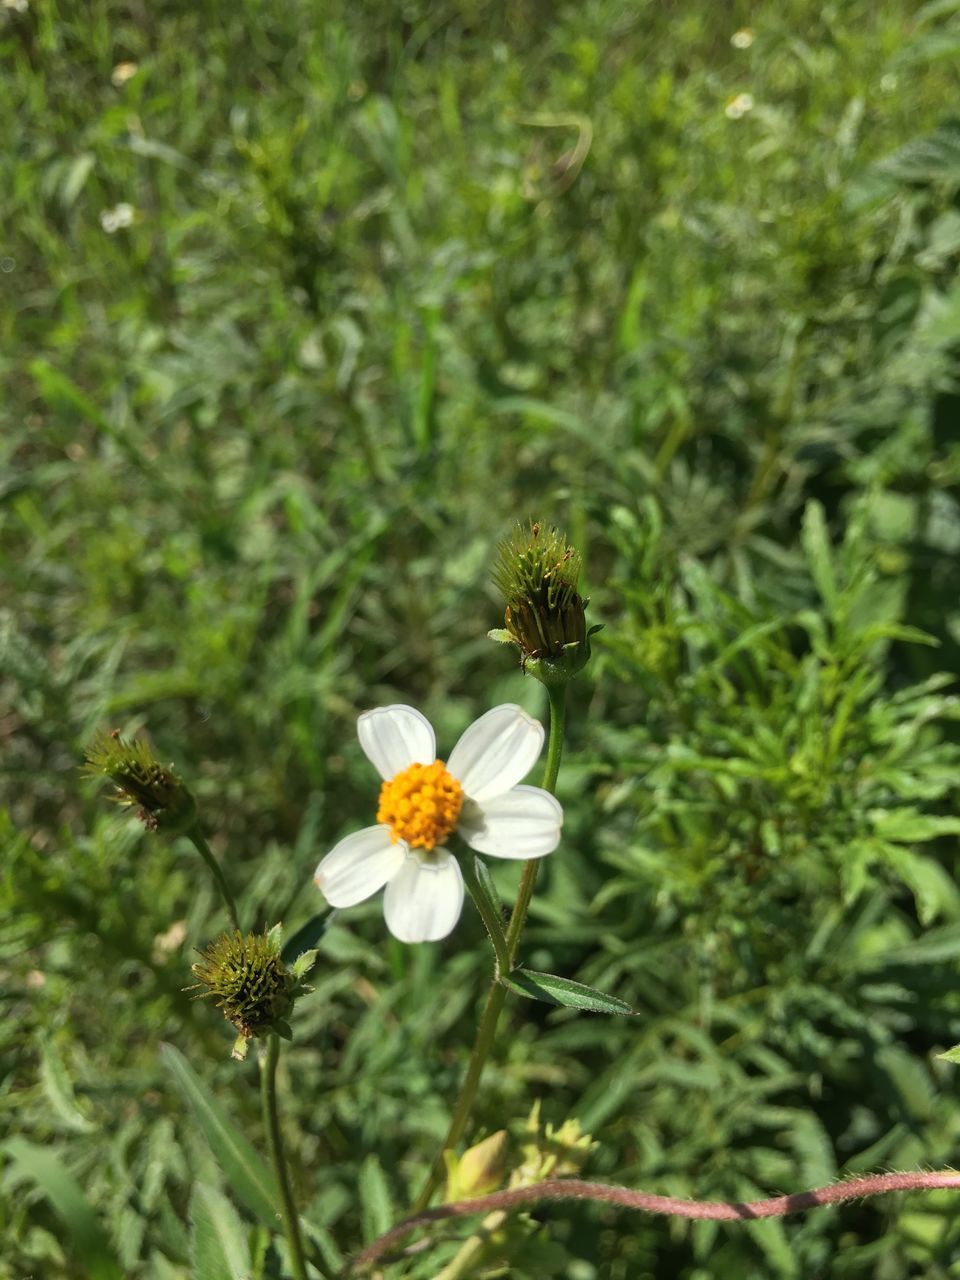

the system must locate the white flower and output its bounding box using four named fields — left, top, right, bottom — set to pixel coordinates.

left=111, top=61, right=139, bottom=87
left=730, top=28, right=754, bottom=50
left=315, top=704, right=563, bottom=944
left=725, top=92, right=755, bottom=120
left=100, top=202, right=135, bottom=233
